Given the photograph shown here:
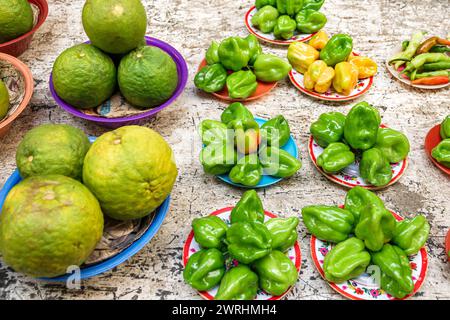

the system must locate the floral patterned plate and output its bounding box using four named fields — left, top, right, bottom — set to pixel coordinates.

left=244, top=6, right=316, bottom=45
left=424, top=124, right=450, bottom=175
left=289, top=55, right=374, bottom=101
left=308, top=125, right=408, bottom=190
left=310, top=210, right=428, bottom=300
left=183, top=207, right=302, bottom=300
